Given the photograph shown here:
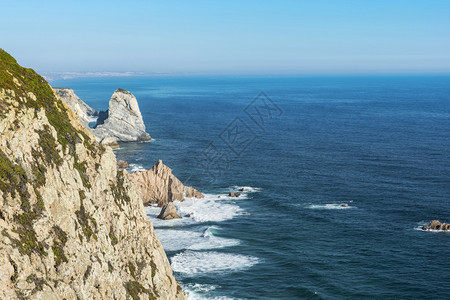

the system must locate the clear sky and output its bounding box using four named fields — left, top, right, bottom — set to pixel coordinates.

left=1, top=0, right=450, bottom=75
